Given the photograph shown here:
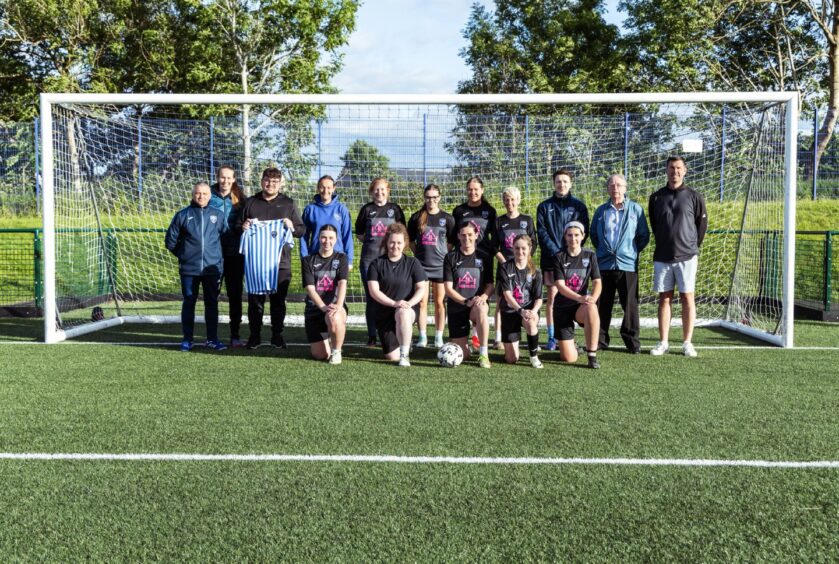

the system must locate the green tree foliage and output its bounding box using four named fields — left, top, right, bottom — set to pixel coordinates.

left=339, top=139, right=391, bottom=187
